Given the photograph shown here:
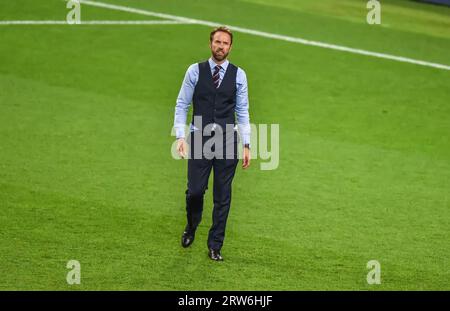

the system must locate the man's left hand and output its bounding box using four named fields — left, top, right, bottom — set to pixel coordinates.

left=242, top=147, right=251, bottom=169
